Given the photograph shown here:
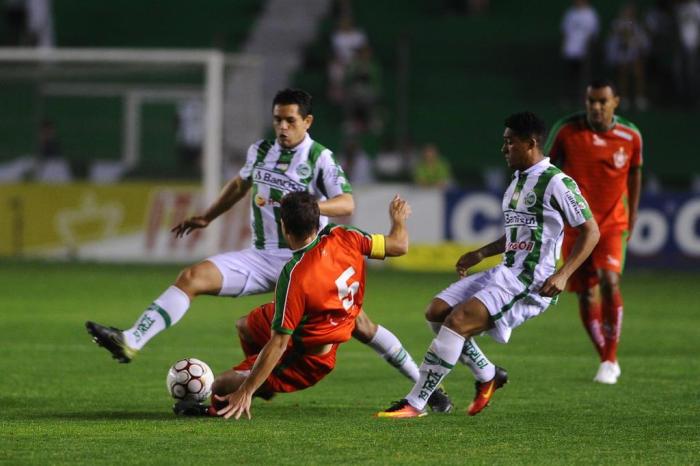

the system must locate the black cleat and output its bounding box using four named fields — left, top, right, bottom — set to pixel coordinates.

left=427, top=385, right=454, bottom=413
left=85, top=321, right=137, bottom=363
left=173, top=399, right=211, bottom=416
